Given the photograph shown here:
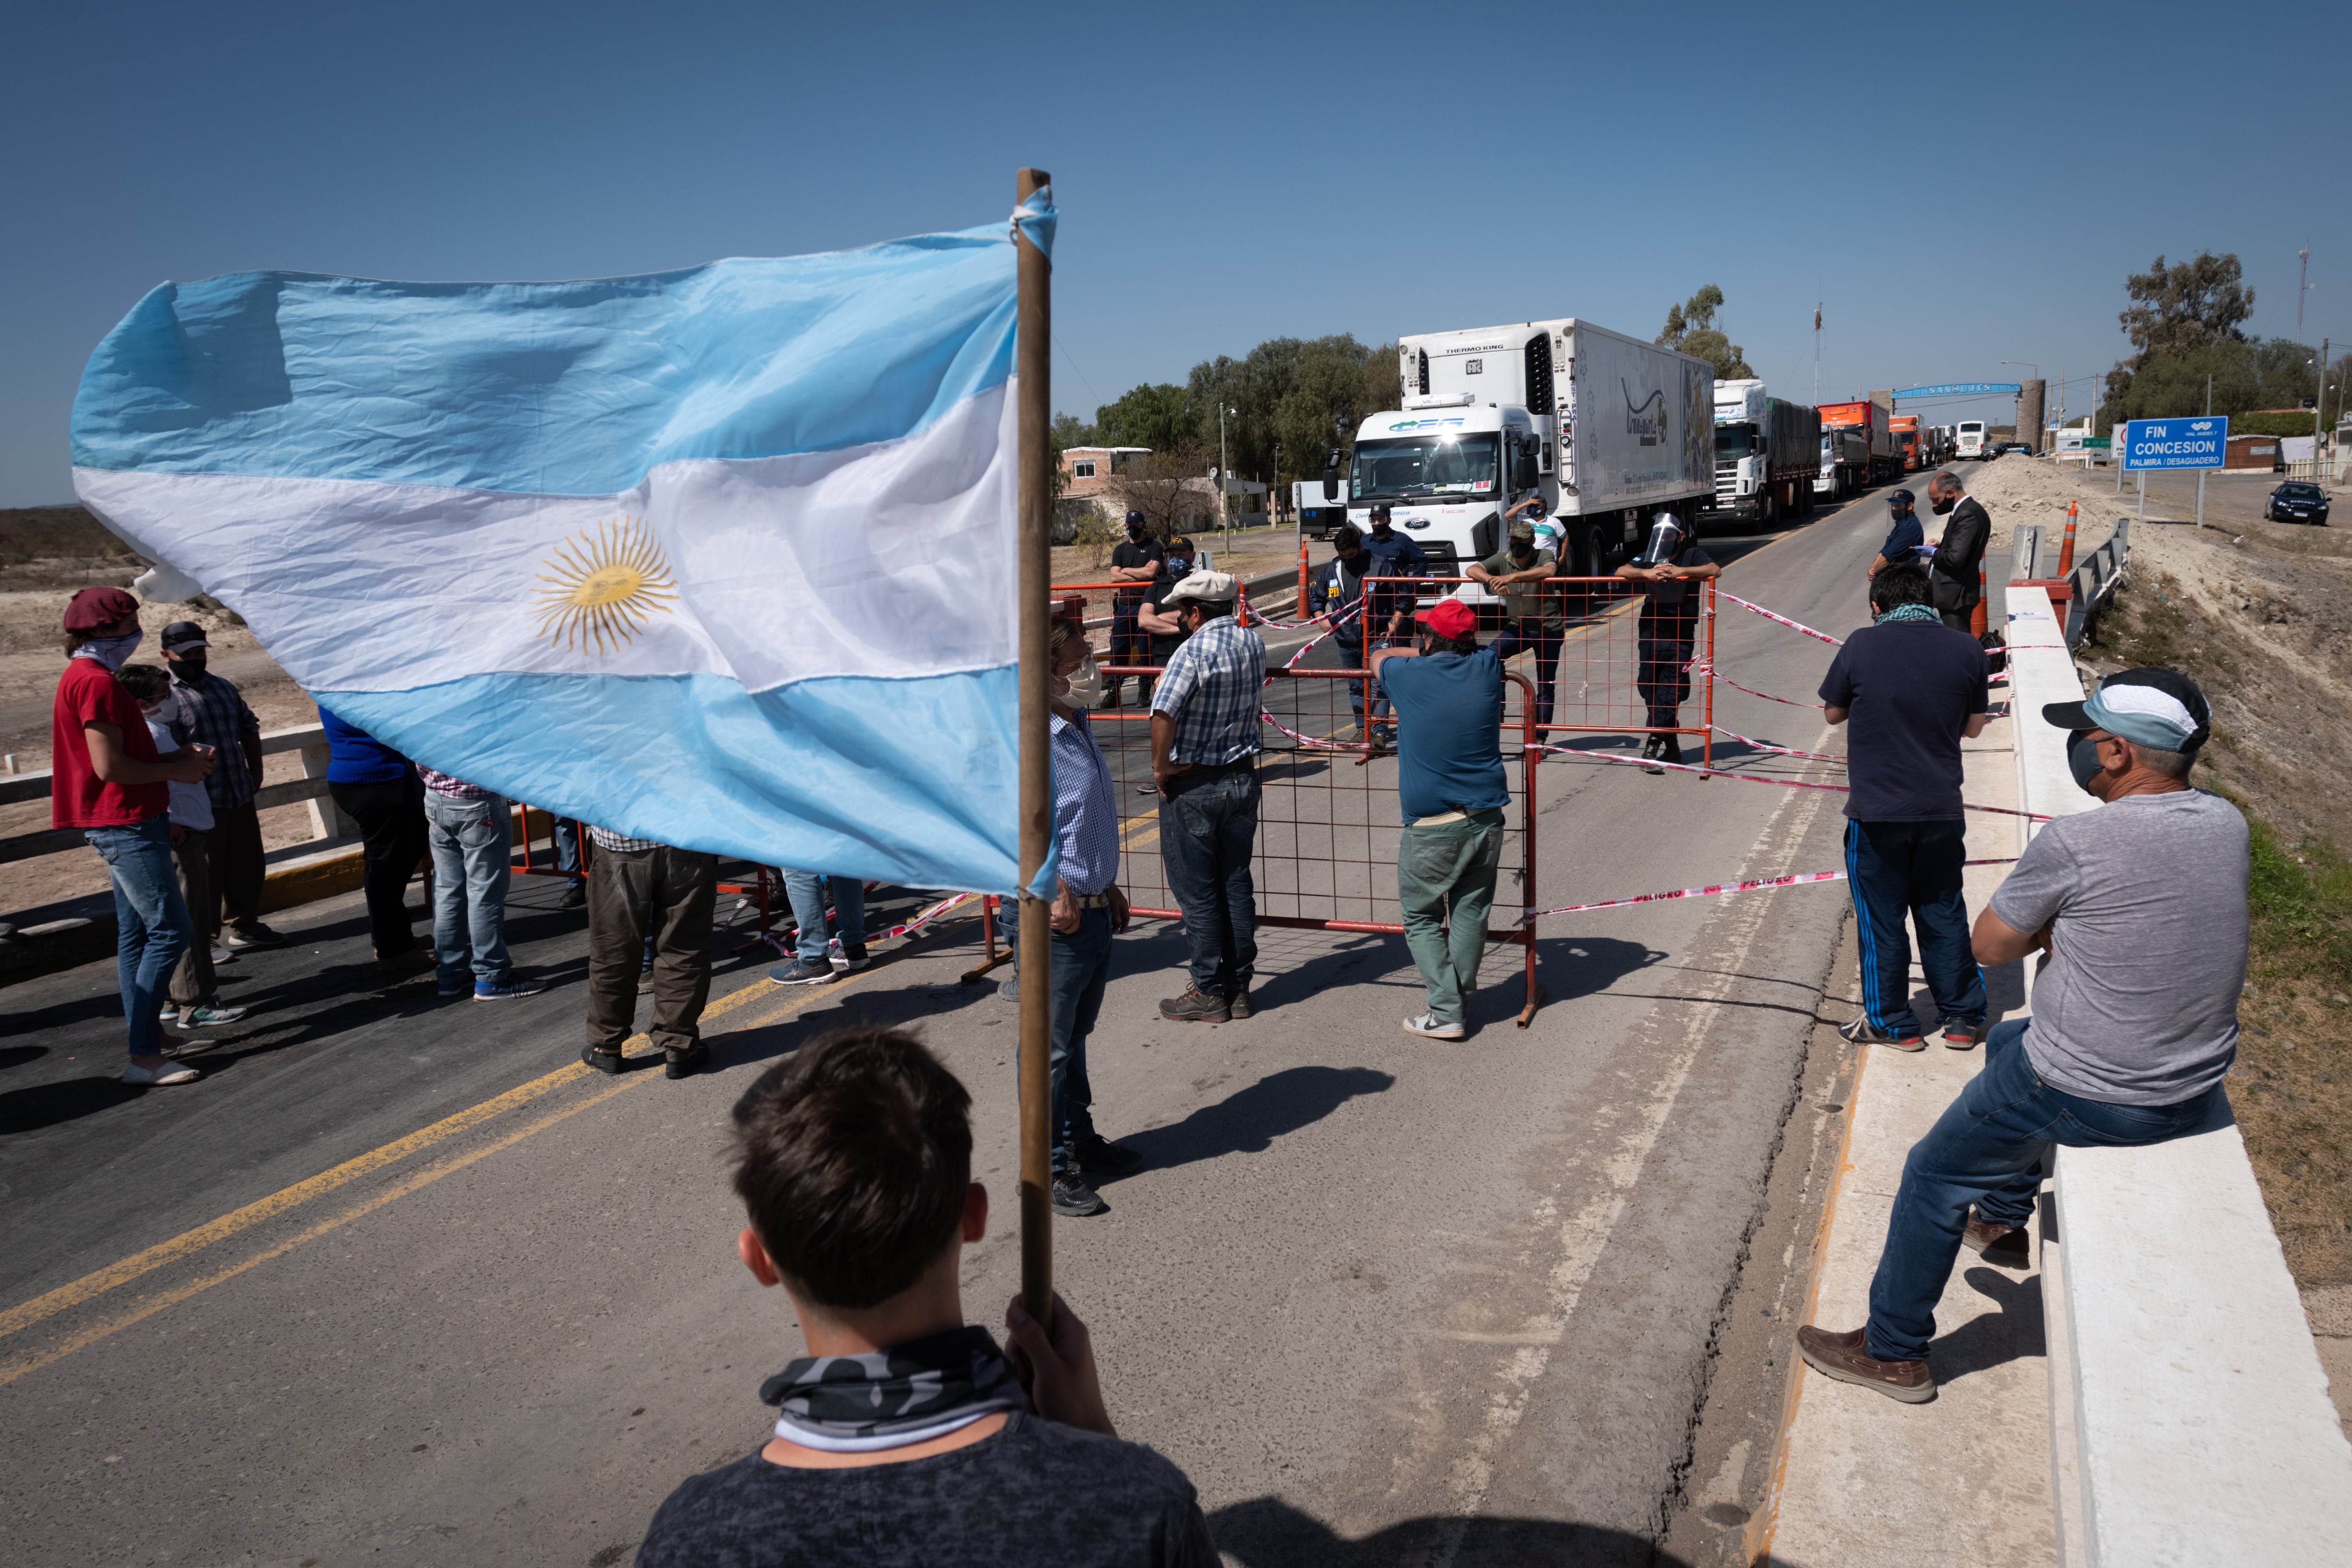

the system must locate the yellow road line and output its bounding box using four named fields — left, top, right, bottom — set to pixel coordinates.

left=0, top=914, right=967, bottom=1346
left=0, top=934, right=968, bottom=1386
